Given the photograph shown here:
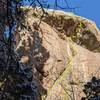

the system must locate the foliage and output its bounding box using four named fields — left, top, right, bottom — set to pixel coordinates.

left=82, top=77, right=100, bottom=100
